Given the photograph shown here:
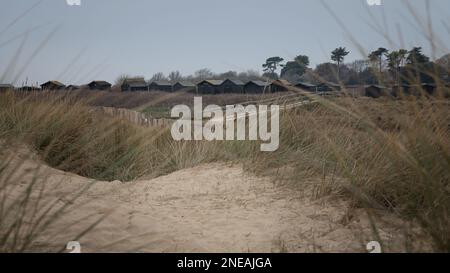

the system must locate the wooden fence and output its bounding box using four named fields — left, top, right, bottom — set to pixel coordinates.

left=95, top=93, right=312, bottom=128
left=95, top=107, right=173, bottom=128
